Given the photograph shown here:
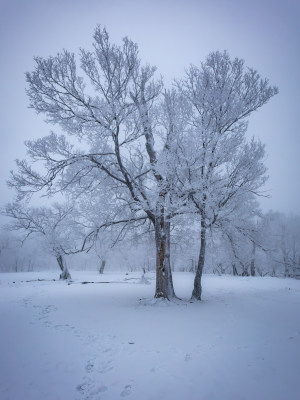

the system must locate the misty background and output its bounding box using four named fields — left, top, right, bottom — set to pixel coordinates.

left=0, top=0, right=299, bottom=273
